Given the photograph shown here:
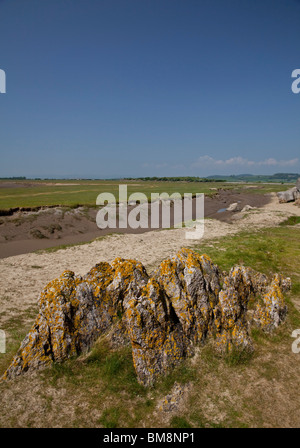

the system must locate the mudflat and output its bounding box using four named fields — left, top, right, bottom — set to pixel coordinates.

left=0, top=189, right=270, bottom=259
